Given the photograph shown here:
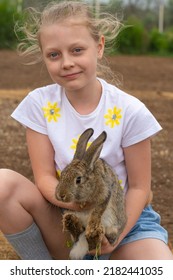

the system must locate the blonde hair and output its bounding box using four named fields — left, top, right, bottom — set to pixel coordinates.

left=16, top=1, right=123, bottom=85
